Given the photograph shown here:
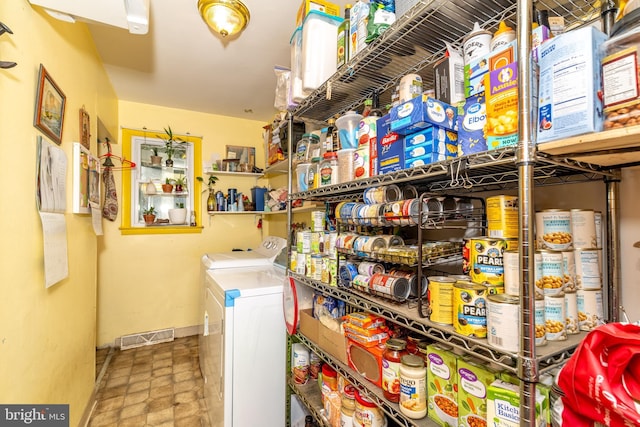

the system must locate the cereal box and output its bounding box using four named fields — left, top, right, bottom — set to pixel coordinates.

left=457, top=357, right=499, bottom=427
left=486, top=379, right=548, bottom=427
left=390, top=95, right=458, bottom=135
left=427, top=344, right=459, bottom=426
left=457, top=93, right=488, bottom=156
left=484, top=62, right=519, bottom=149
left=536, top=26, right=608, bottom=143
